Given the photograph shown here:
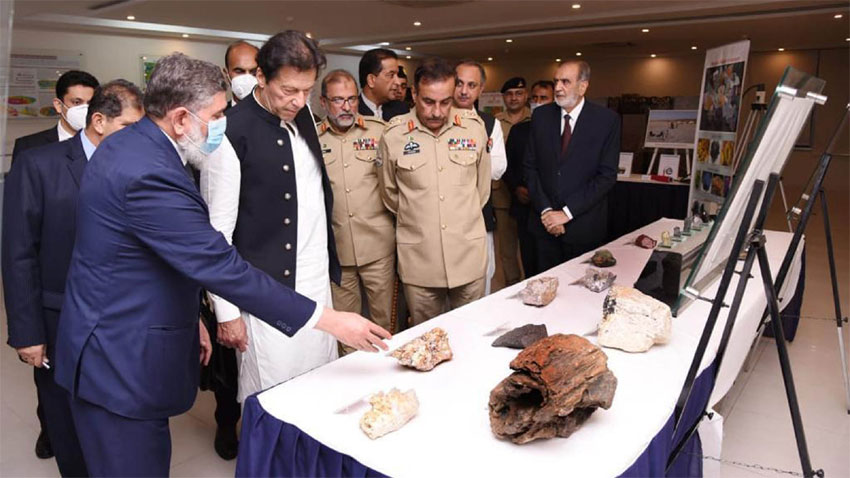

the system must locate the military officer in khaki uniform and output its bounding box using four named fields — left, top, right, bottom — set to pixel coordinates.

left=378, top=58, right=491, bottom=325
left=318, top=69, right=396, bottom=341
left=492, top=77, right=531, bottom=287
